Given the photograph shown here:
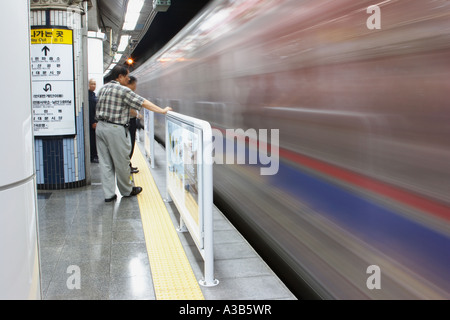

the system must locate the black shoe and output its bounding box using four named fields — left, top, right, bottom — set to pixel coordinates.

left=124, top=187, right=143, bottom=197
left=105, top=194, right=117, bottom=202
left=130, top=168, right=139, bottom=174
